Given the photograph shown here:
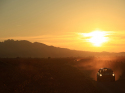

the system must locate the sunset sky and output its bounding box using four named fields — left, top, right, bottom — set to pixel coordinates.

left=0, top=0, right=125, bottom=52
